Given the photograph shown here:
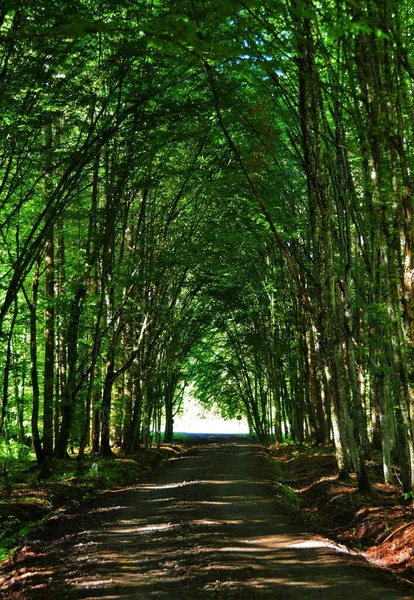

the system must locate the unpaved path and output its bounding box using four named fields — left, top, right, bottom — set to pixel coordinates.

left=1, top=438, right=411, bottom=599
